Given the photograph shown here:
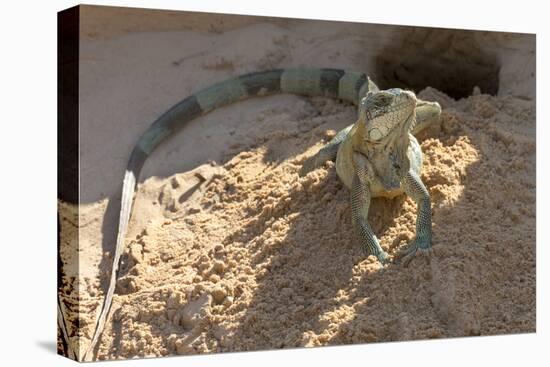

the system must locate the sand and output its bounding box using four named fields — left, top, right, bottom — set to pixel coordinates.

left=59, top=88, right=536, bottom=360
left=57, top=6, right=536, bottom=361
